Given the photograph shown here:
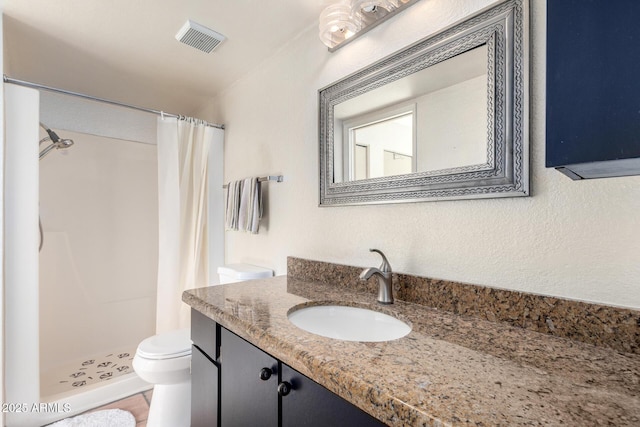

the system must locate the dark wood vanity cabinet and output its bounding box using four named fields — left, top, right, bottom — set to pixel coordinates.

left=190, top=309, right=386, bottom=427
left=191, top=310, right=220, bottom=427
